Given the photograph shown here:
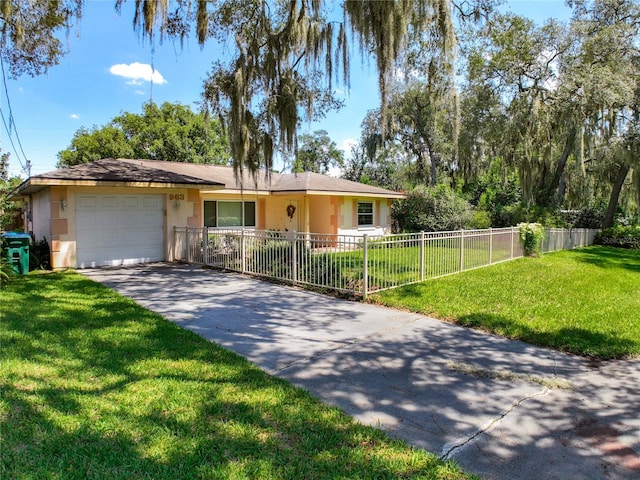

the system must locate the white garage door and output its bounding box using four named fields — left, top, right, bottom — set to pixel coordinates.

left=76, top=194, right=164, bottom=268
